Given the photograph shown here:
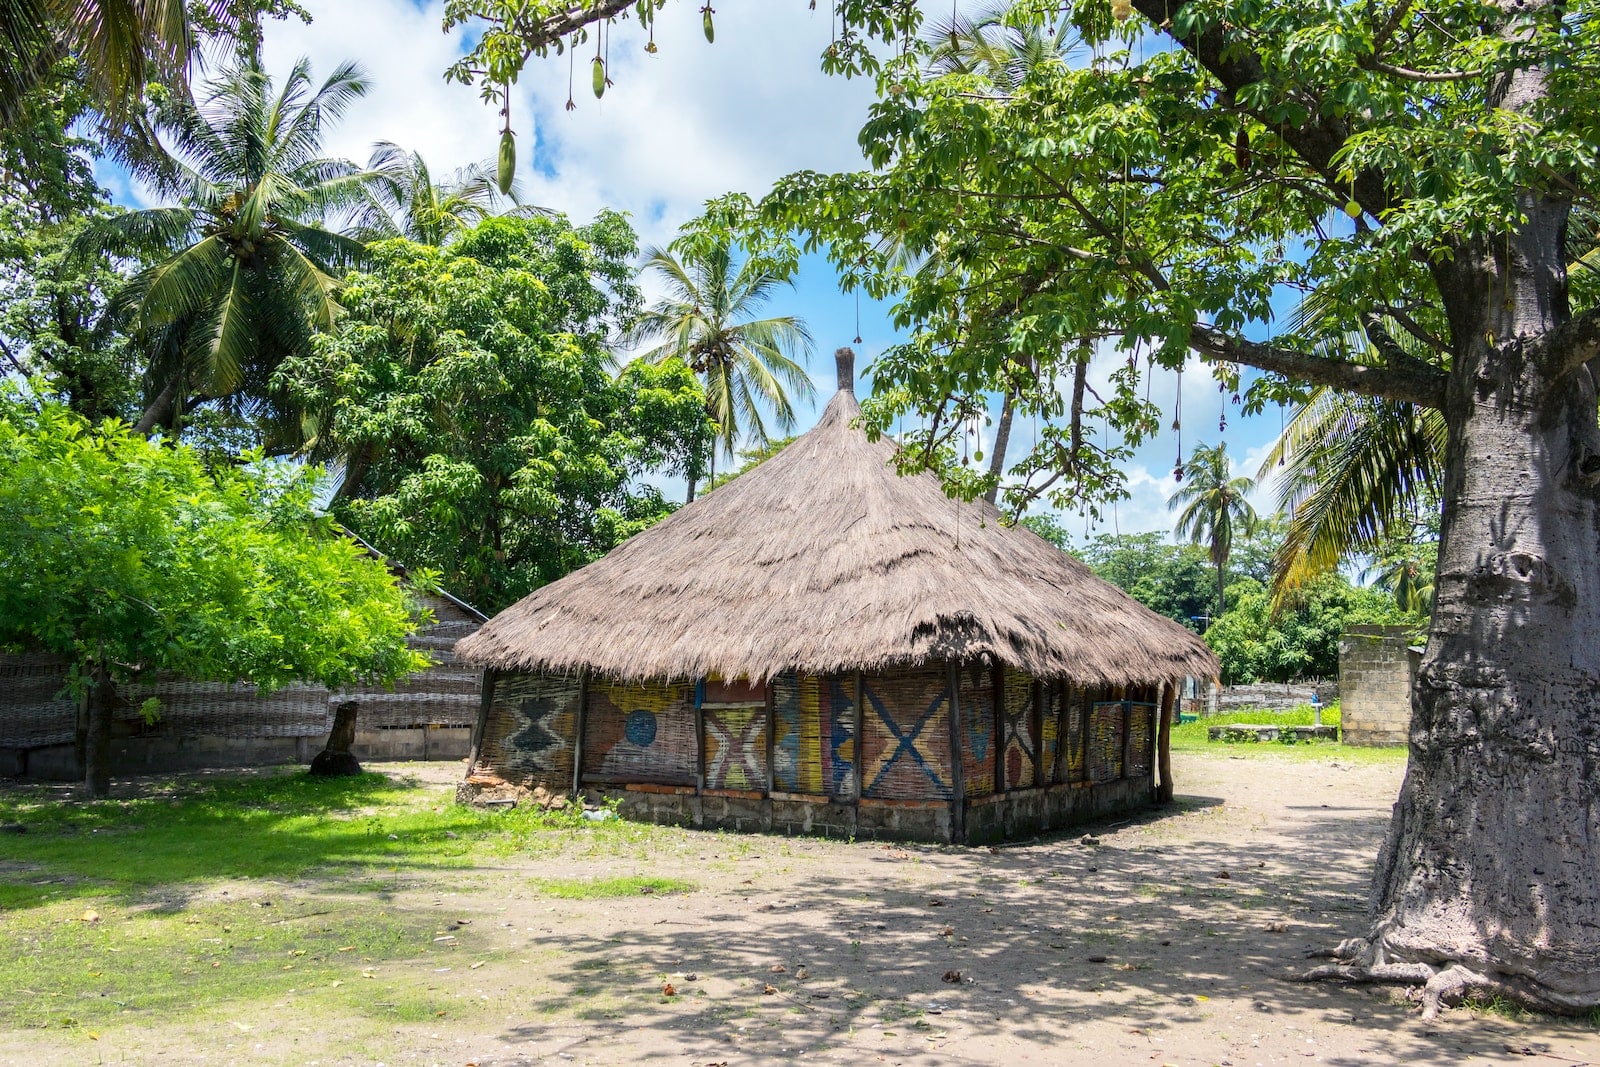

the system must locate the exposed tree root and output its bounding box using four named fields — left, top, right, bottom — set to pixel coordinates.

left=1294, top=938, right=1600, bottom=1020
